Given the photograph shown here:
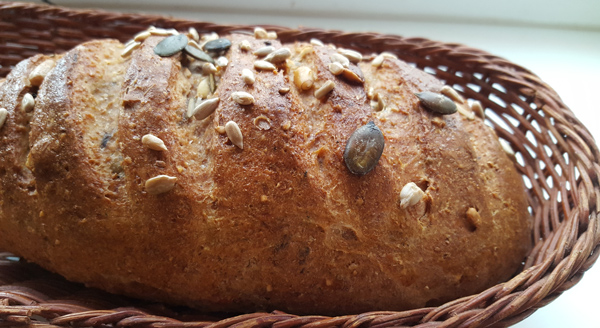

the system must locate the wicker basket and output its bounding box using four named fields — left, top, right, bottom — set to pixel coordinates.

left=1, top=2, right=599, bottom=327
